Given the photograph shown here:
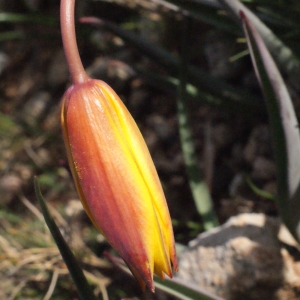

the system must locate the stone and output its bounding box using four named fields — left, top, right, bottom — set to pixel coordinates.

left=177, top=213, right=300, bottom=300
